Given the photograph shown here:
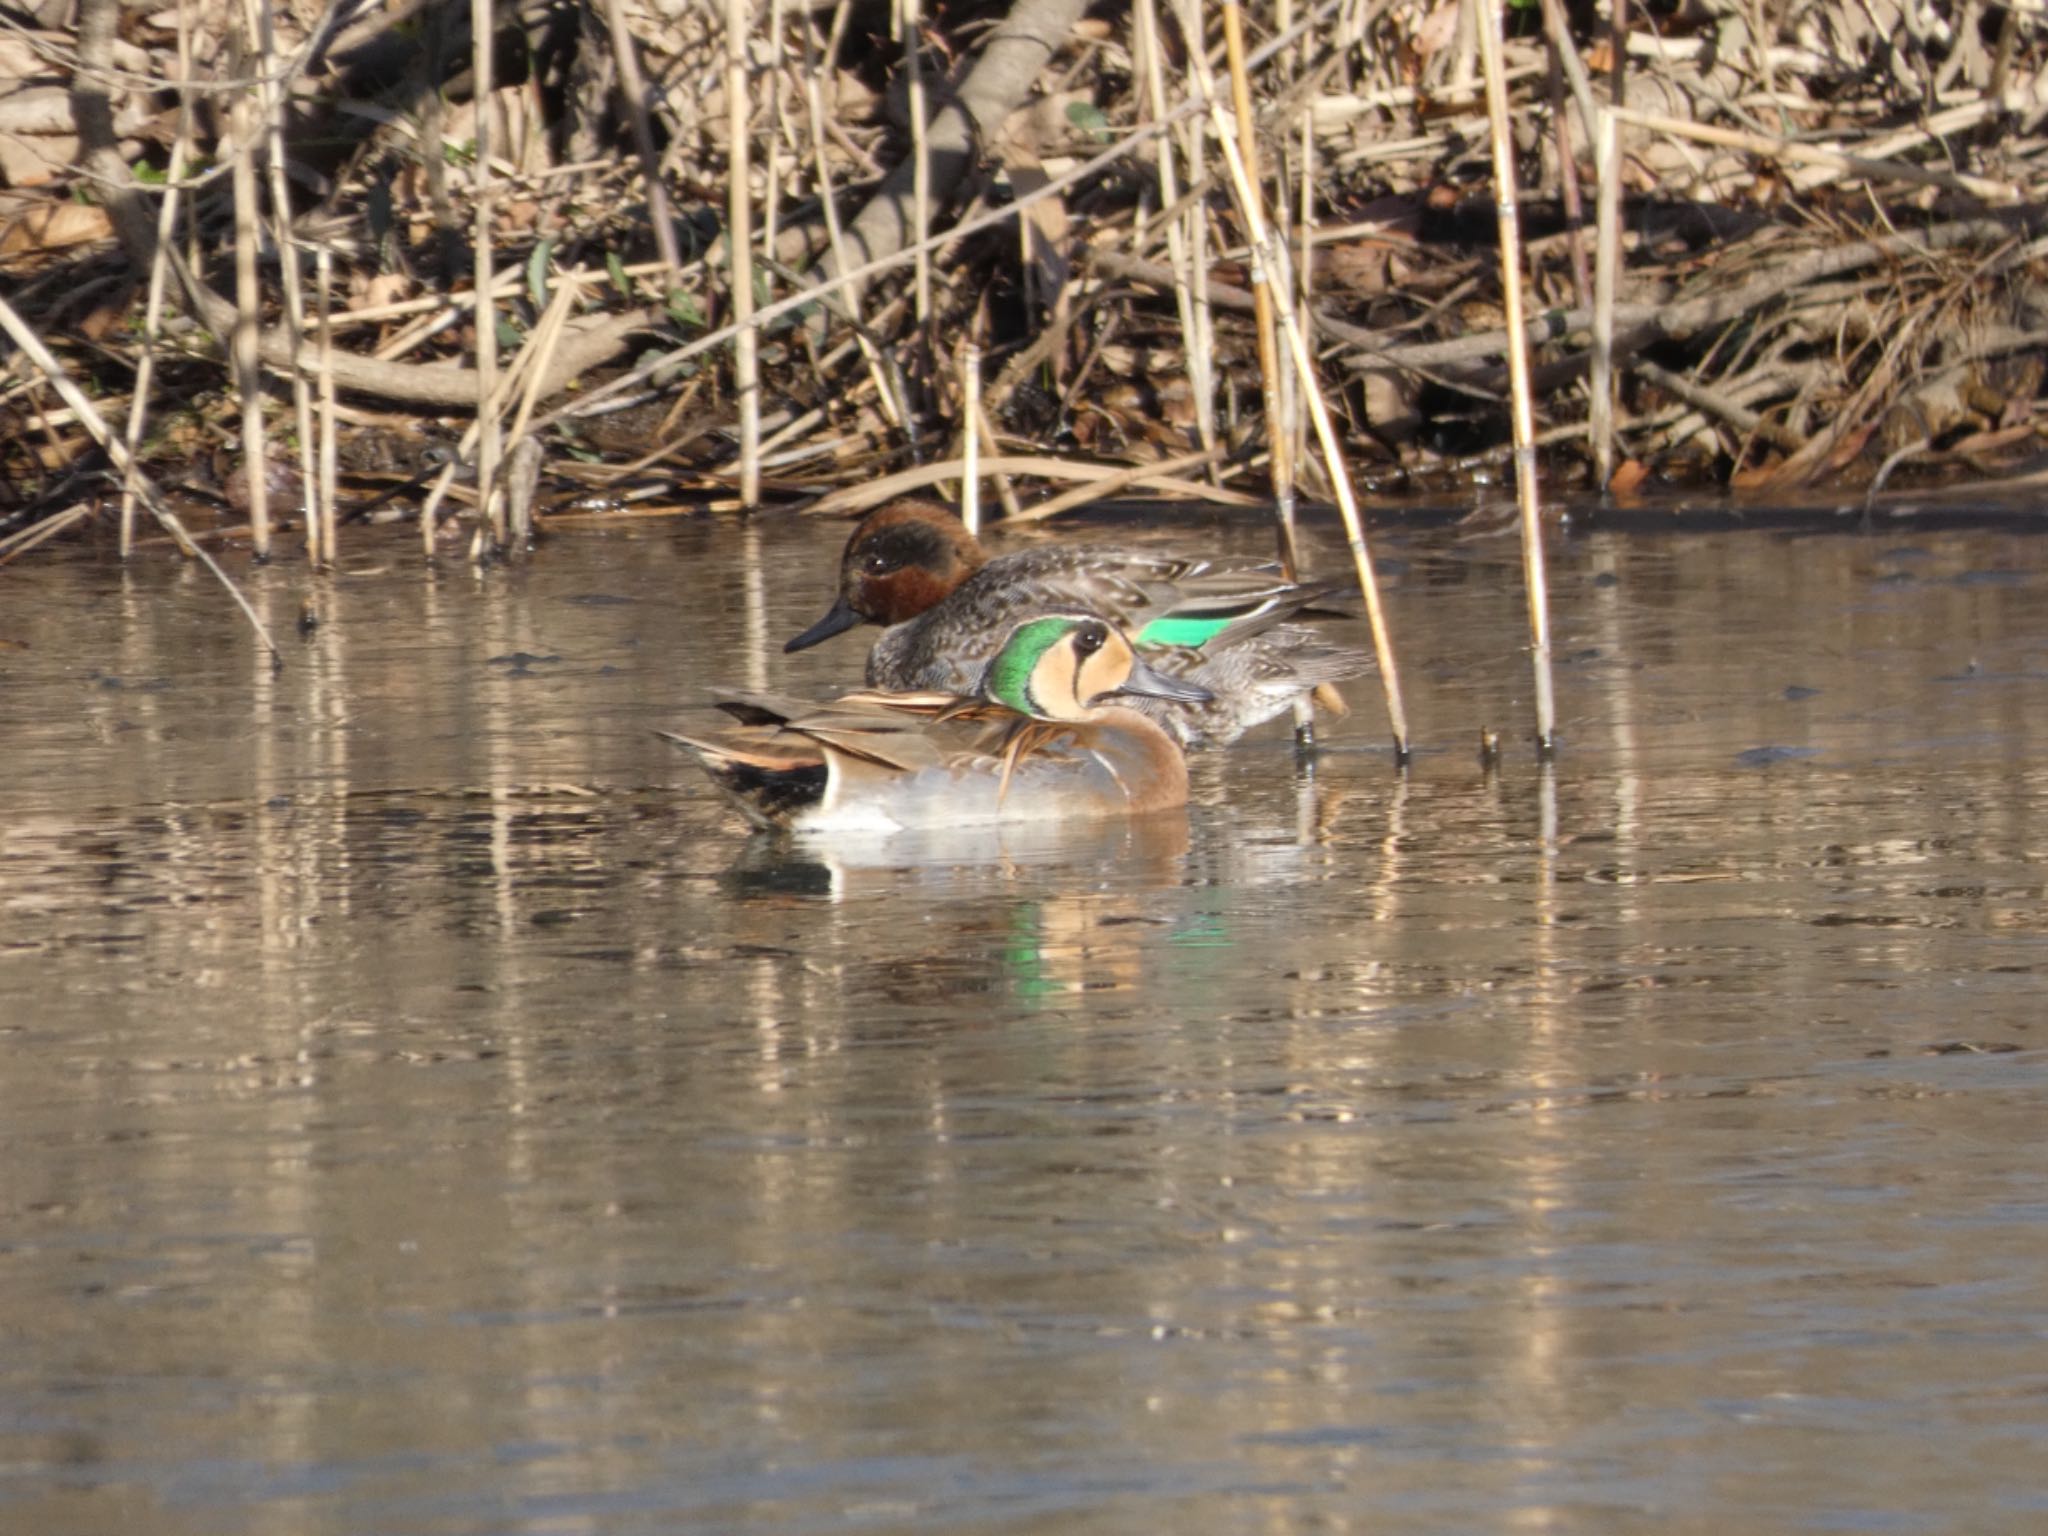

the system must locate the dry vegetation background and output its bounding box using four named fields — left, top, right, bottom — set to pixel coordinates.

left=4, top=0, right=2048, bottom=568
